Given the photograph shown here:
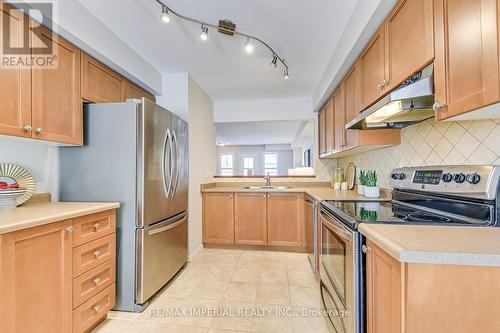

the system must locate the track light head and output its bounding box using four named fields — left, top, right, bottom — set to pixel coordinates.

left=200, top=25, right=208, bottom=41
left=160, top=5, right=170, bottom=23
left=283, top=68, right=289, bottom=80
left=244, top=37, right=254, bottom=54
left=270, top=54, right=278, bottom=68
